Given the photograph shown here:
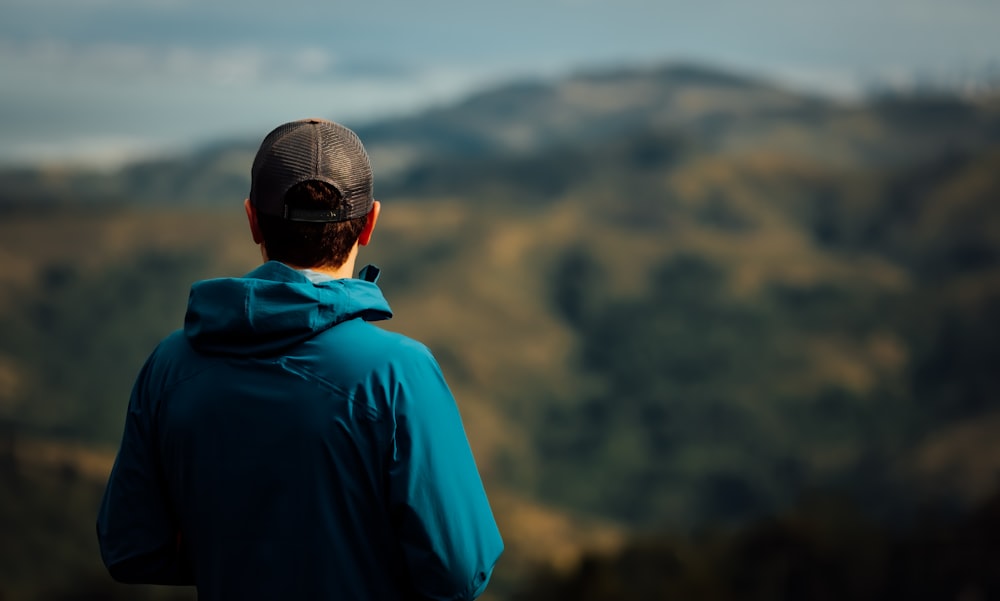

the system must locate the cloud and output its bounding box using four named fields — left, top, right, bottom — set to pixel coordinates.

left=0, top=35, right=439, bottom=89
left=0, top=34, right=492, bottom=167
left=0, top=38, right=333, bottom=84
